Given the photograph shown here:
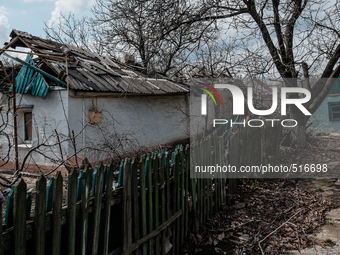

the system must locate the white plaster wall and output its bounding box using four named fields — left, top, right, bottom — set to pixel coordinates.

left=1, top=91, right=191, bottom=166
left=68, top=94, right=190, bottom=162
left=308, top=95, right=340, bottom=134
left=1, top=90, right=70, bottom=167
left=189, top=92, right=216, bottom=138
